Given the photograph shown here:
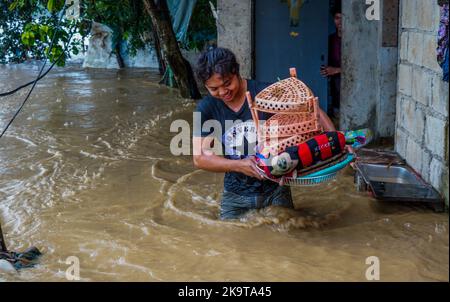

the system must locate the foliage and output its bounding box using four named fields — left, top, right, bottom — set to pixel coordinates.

left=81, top=0, right=154, bottom=57
left=1, top=0, right=217, bottom=65
left=1, top=0, right=154, bottom=65
left=1, top=0, right=83, bottom=66
left=0, top=0, right=41, bottom=63
left=185, top=0, right=217, bottom=51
